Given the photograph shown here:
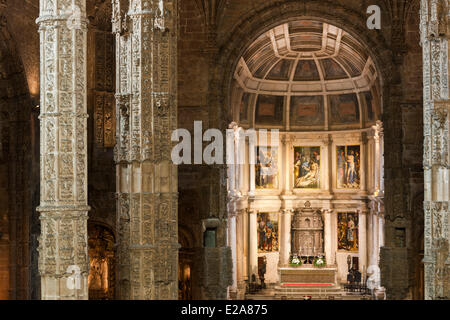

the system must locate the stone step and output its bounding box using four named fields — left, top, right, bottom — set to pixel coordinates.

left=275, top=286, right=341, bottom=292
